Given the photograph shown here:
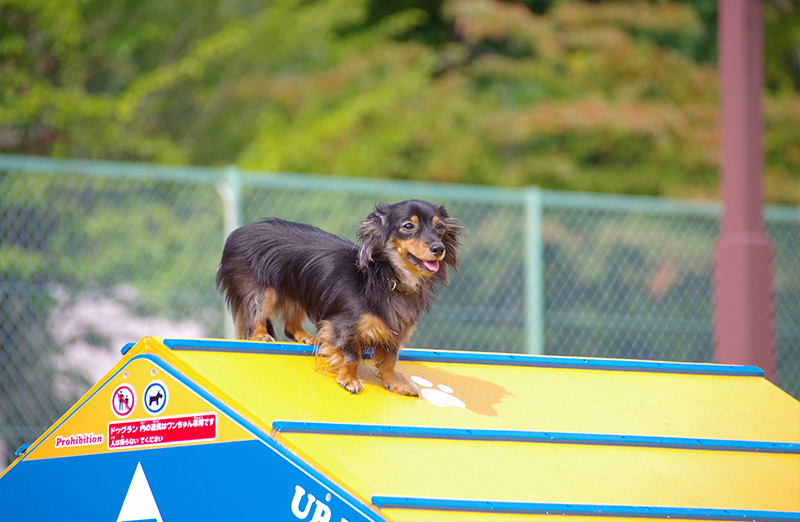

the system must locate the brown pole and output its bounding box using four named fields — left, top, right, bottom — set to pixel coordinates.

left=713, top=0, right=776, bottom=380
